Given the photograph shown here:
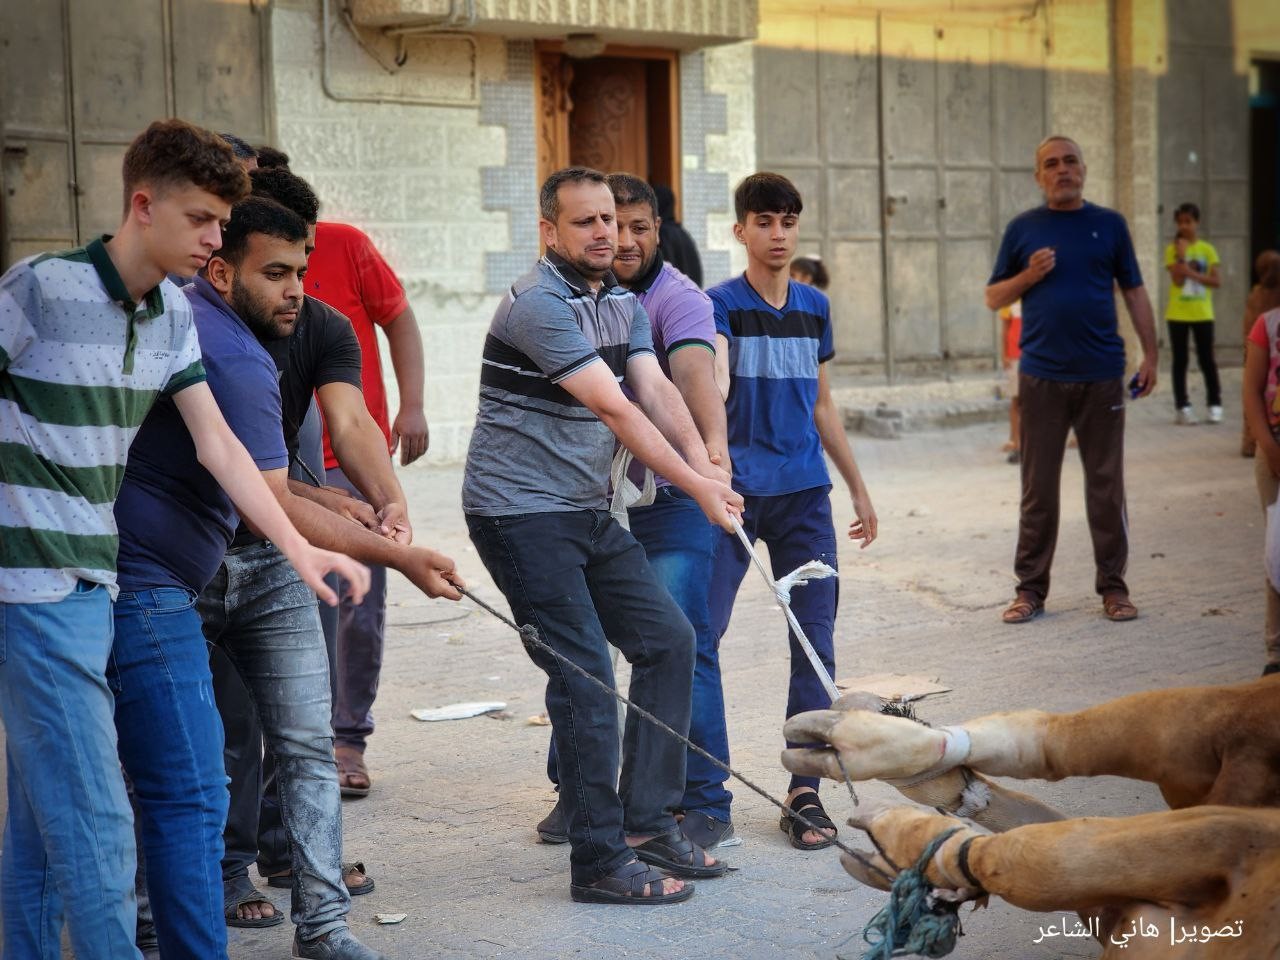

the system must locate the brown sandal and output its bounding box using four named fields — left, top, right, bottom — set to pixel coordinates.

left=1102, top=593, right=1138, bottom=622
left=1001, top=594, right=1043, bottom=624
left=335, top=744, right=370, bottom=798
